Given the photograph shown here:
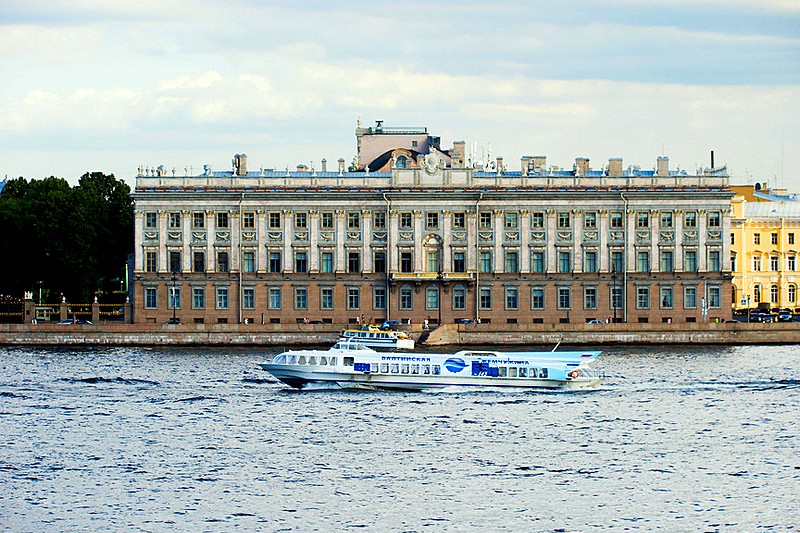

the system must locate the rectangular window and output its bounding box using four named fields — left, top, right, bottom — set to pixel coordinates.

left=505, top=251, right=519, bottom=273
left=373, top=287, right=386, bottom=310
left=584, top=287, right=597, bottom=310
left=400, top=212, right=412, bottom=229
left=242, top=212, right=255, bottom=229
left=708, top=211, right=721, bottom=228
left=479, top=287, right=492, bottom=310
left=243, top=288, right=255, bottom=310
left=789, top=256, right=796, bottom=272
left=558, top=251, right=570, bottom=273
left=400, top=252, right=413, bottom=273
left=169, top=212, right=181, bottom=229
left=295, top=288, right=307, bottom=310
left=268, top=287, right=281, bottom=309
left=479, top=212, right=492, bottom=229
left=480, top=251, right=492, bottom=273
left=709, top=251, right=721, bottom=272
left=169, top=251, right=181, bottom=273
left=611, top=251, right=623, bottom=273
left=217, top=251, right=229, bottom=273
left=532, top=251, right=545, bottom=273
left=584, top=251, right=597, bottom=273
left=531, top=288, right=545, bottom=310
left=144, top=287, right=157, bottom=309
left=754, top=233, right=761, bottom=245
left=347, top=212, right=360, bottom=229
left=347, top=252, right=360, bottom=273
left=505, top=212, right=518, bottom=229
left=145, top=212, right=157, bottom=228
left=374, top=212, right=386, bottom=229
left=453, top=212, right=466, bottom=229
left=532, top=212, right=545, bottom=228
left=374, top=251, right=386, bottom=273
left=295, top=251, right=308, bottom=273
left=400, top=287, right=413, bottom=310
left=269, top=212, right=281, bottom=229
left=684, top=212, right=697, bottom=228
left=294, top=212, right=307, bottom=229
left=770, top=255, right=779, bottom=271
left=453, top=287, right=466, bottom=310
left=426, top=212, right=439, bottom=229
left=731, top=233, right=735, bottom=245
left=685, top=250, right=697, bottom=272
left=321, top=212, right=333, bottom=229
left=660, top=212, right=673, bottom=228
left=505, top=287, right=519, bottom=310
left=557, top=287, right=571, bottom=309
left=243, top=251, right=255, bottom=273
left=193, top=212, right=205, bottom=229
left=708, top=286, right=721, bottom=308
left=426, top=287, right=439, bottom=310
left=584, top=212, right=597, bottom=229
left=660, top=286, right=674, bottom=308
left=321, top=252, right=333, bottom=273
left=192, top=287, right=205, bottom=309
left=636, top=212, right=649, bottom=228
left=771, top=232, right=778, bottom=245
left=269, top=252, right=281, bottom=273
left=684, top=286, right=697, bottom=308
left=320, top=288, right=333, bottom=310
left=637, top=286, right=650, bottom=309
left=427, top=250, right=440, bottom=273
left=753, top=256, right=762, bottom=272
left=611, top=285, right=623, bottom=311
left=145, top=251, right=157, bottom=273
left=347, top=287, right=360, bottom=309
left=216, top=287, right=229, bottom=309
left=637, top=251, right=649, bottom=272
left=453, top=252, right=466, bottom=273
left=558, top=212, right=570, bottom=229
left=660, top=250, right=674, bottom=272
left=216, top=212, right=229, bottom=229
left=790, top=233, right=795, bottom=245
left=193, top=251, right=205, bottom=273
left=611, top=212, right=623, bottom=228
